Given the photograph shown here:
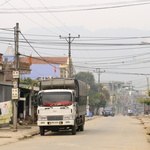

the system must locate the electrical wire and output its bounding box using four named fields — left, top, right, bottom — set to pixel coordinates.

left=1, top=27, right=150, bottom=76
left=0, top=28, right=14, bottom=31
left=6, top=1, right=58, bottom=35
left=2, top=35, right=150, bottom=47
left=22, top=0, right=69, bottom=34
left=38, top=0, right=77, bottom=35
left=1, top=0, right=150, bottom=13
left=0, top=0, right=11, bottom=7
left=19, top=31, right=65, bottom=70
